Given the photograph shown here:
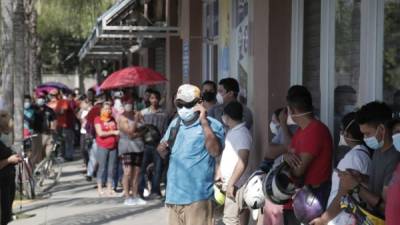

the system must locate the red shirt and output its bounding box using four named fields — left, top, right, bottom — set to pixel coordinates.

left=386, top=163, right=400, bottom=225
left=94, top=116, right=118, bottom=150
left=284, top=119, right=333, bottom=210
